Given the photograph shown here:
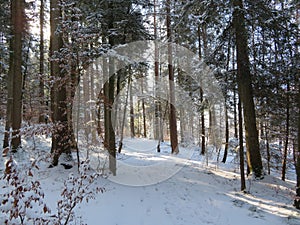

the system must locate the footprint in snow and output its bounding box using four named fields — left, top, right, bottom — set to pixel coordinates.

left=165, top=208, right=171, bottom=215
